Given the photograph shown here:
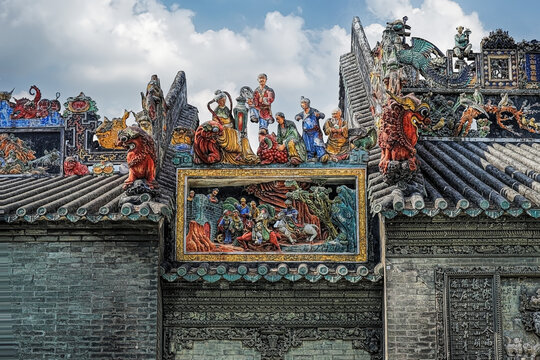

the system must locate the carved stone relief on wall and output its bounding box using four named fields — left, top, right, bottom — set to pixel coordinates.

left=162, top=282, right=382, bottom=360
left=436, top=267, right=540, bottom=360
